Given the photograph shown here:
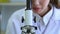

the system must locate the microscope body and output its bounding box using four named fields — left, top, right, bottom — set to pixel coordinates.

left=21, top=0, right=37, bottom=34
left=21, top=25, right=37, bottom=34
left=21, top=10, right=37, bottom=34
